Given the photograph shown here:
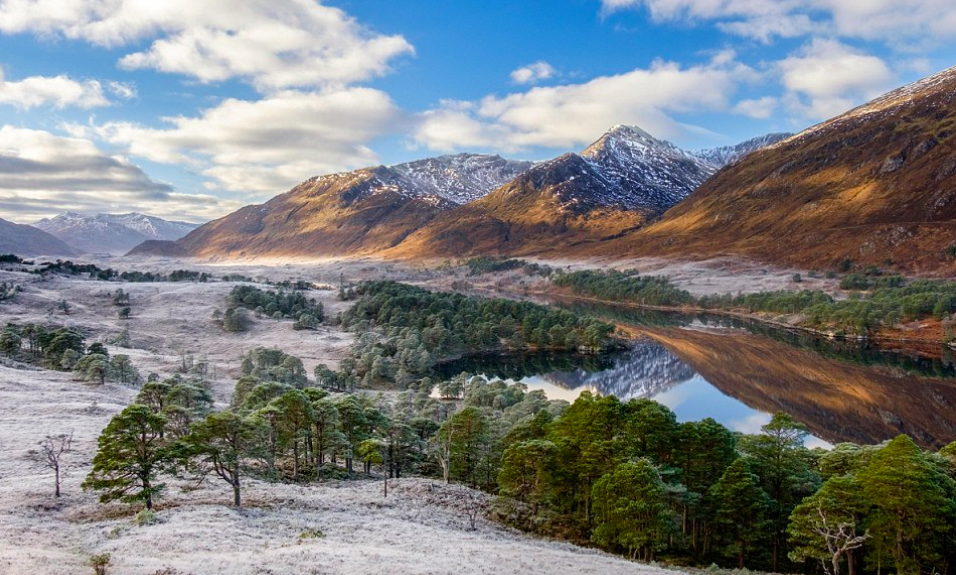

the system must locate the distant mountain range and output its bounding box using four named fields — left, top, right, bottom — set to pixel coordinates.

left=34, top=212, right=199, bottom=255
left=131, top=128, right=787, bottom=260
left=0, top=216, right=76, bottom=257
